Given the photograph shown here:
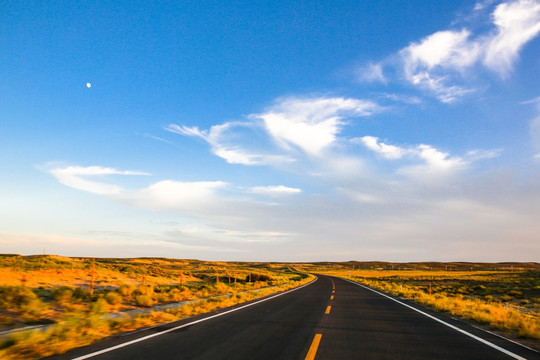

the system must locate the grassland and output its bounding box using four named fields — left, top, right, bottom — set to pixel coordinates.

left=1, top=257, right=538, bottom=358
left=0, top=254, right=313, bottom=360
left=300, top=261, right=540, bottom=346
